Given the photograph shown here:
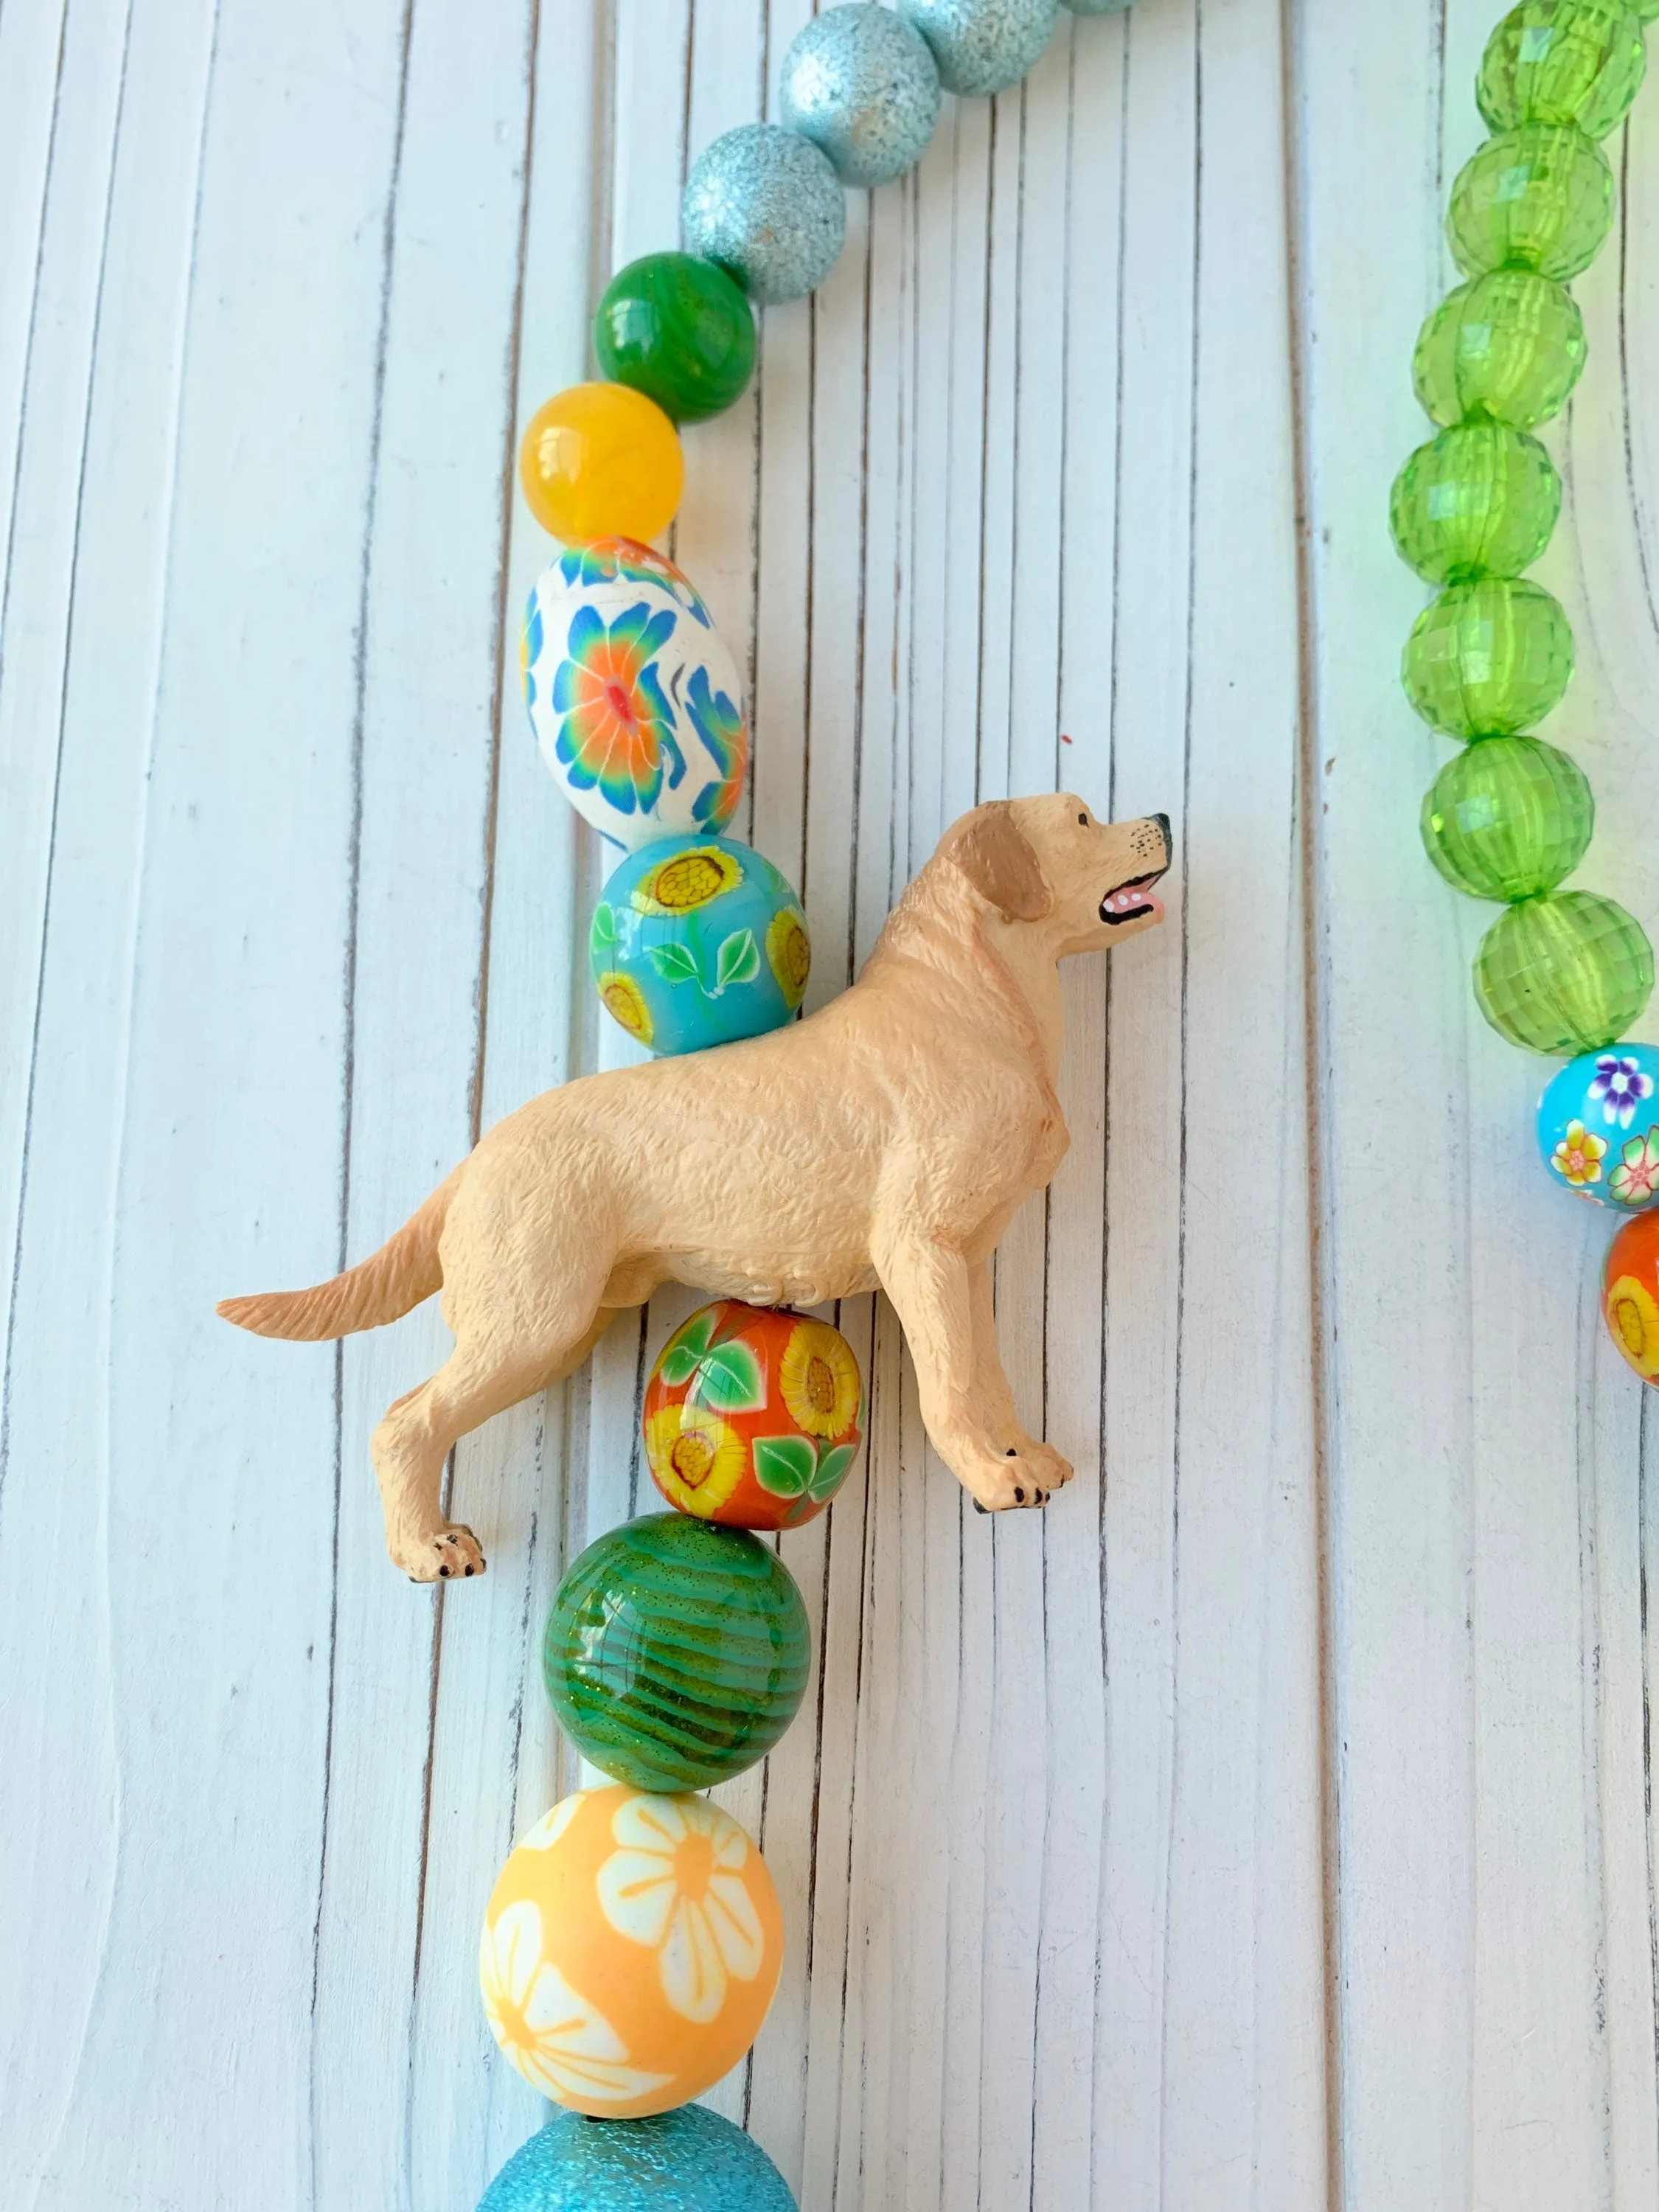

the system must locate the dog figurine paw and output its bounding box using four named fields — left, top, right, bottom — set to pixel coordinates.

left=220, top=794, right=1170, bottom=1572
